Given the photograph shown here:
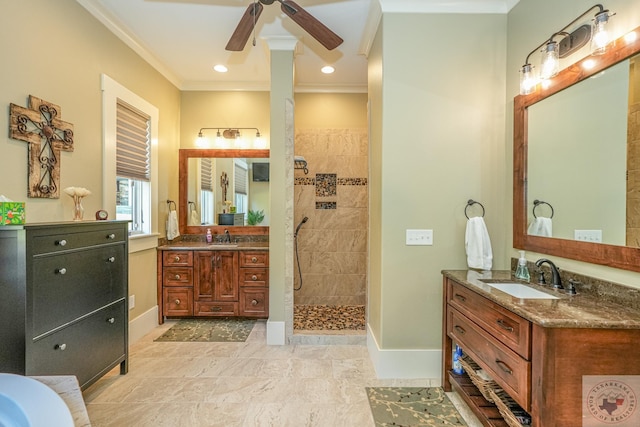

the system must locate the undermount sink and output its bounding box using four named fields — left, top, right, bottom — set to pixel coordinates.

left=482, top=282, right=559, bottom=300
